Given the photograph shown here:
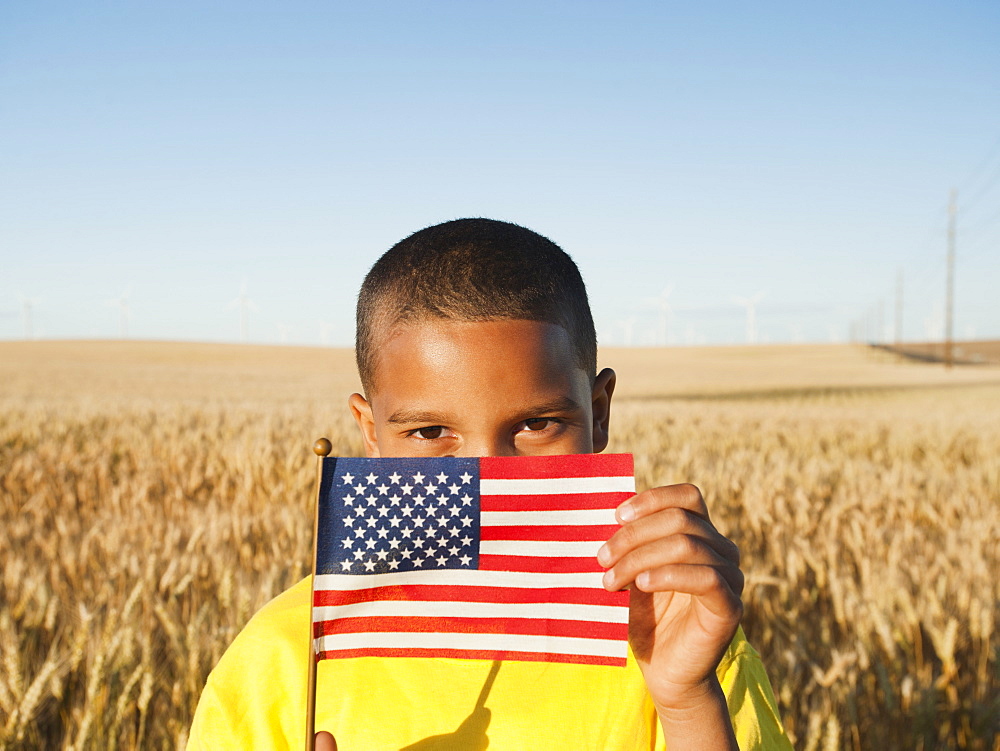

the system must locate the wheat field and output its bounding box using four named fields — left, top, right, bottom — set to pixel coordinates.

left=2, top=341, right=999, bottom=749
